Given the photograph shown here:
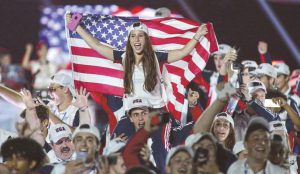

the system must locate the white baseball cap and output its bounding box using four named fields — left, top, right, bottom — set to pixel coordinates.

left=185, top=132, right=217, bottom=148
left=213, top=112, right=234, bottom=127
left=165, top=145, right=194, bottom=166
left=248, top=80, right=267, bottom=94
left=273, top=62, right=290, bottom=76
left=126, top=97, right=152, bottom=114
left=155, top=7, right=171, bottom=17
left=49, top=124, right=72, bottom=143
left=242, top=60, right=258, bottom=70
left=212, top=44, right=231, bottom=56
left=127, top=22, right=148, bottom=36
left=255, top=63, right=277, bottom=78
left=269, top=120, right=287, bottom=132
left=50, top=72, right=76, bottom=96
left=233, top=141, right=245, bottom=155
left=72, top=124, right=101, bottom=142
